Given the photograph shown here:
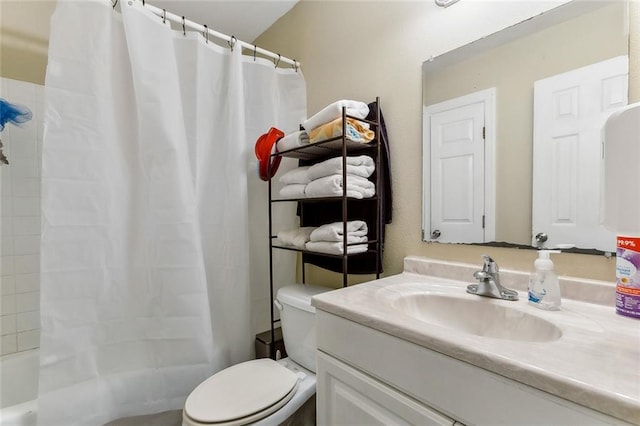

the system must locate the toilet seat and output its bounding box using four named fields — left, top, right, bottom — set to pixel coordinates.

left=183, top=358, right=300, bottom=426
